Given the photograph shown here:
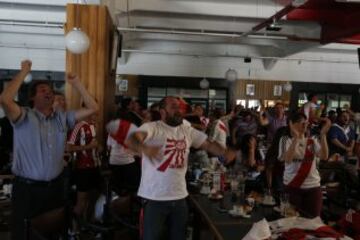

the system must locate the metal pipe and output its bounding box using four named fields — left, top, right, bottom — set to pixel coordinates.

left=118, top=27, right=244, bottom=38
left=0, top=42, right=356, bottom=64
left=0, top=43, right=65, bottom=50
left=0, top=20, right=63, bottom=28
left=117, top=27, right=318, bottom=41
left=122, top=48, right=358, bottom=64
